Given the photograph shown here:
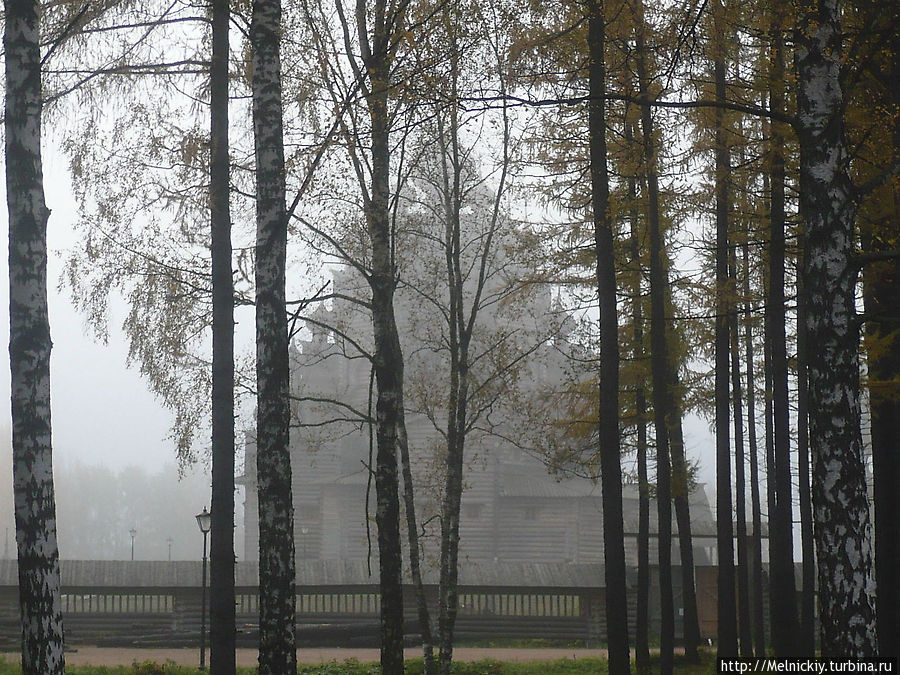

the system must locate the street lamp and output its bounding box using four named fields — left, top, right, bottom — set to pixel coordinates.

left=129, top=528, right=137, bottom=561
left=195, top=507, right=211, bottom=670
left=300, top=526, right=309, bottom=559
left=166, top=537, right=174, bottom=562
